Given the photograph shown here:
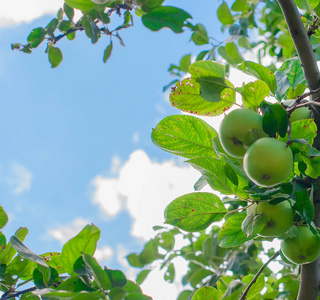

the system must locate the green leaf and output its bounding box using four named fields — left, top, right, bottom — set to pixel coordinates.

left=6, top=255, right=34, bottom=279
left=164, top=192, right=227, bottom=232
left=238, top=61, right=277, bottom=95
left=218, top=213, right=252, bottom=247
left=10, top=236, right=48, bottom=268
left=34, top=288, right=104, bottom=299
left=189, top=269, right=214, bottom=288
left=279, top=119, right=317, bottom=153
left=142, top=6, right=192, bottom=33
left=40, top=252, right=65, bottom=274
left=189, top=61, right=228, bottom=102
left=164, top=263, right=175, bottom=283
left=127, top=253, right=144, bottom=268
left=89, top=19, right=101, bottom=44
left=27, top=27, right=46, bottom=48
left=191, top=287, right=220, bottom=300
left=151, top=115, right=219, bottom=159
left=262, top=102, right=289, bottom=138
left=177, top=290, right=193, bottom=300
left=191, top=24, right=209, bottom=45
left=300, top=155, right=320, bottom=178
left=0, top=206, right=8, bottom=230
left=82, top=253, right=112, bottom=291
left=61, top=224, right=100, bottom=275
left=241, top=212, right=267, bottom=238
left=188, top=156, right=249, bottom=199
left=124, top=293, right=152, bottom=300
left=242, top=274, right=265, bottom=299
left=139, top=0, right=165, bottom=12
left=105, top=268, right=127, bottom=288
left=241, top=80, right=270, bottom=108
left=277, top=58, right=306, bottom=89
left=103, top=42, right=113, bottom=63
left=48, top=46, right=63, bottom=68
left=218, top=43, right=243, bottom=66
left=170, top=77, right=235, bottom=116
left=293, top=189, right=315, bottom=224
left=217, top=2, right=234, bottom=25
left=64, top=3, right=74, bottom=21
left=64, top=0, right=96, bottom=11
left=136, top=270, right=151, bottom=285
left=231, top=0, right=248, bottom=12
left=0, top=227, right=28, bottom=265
